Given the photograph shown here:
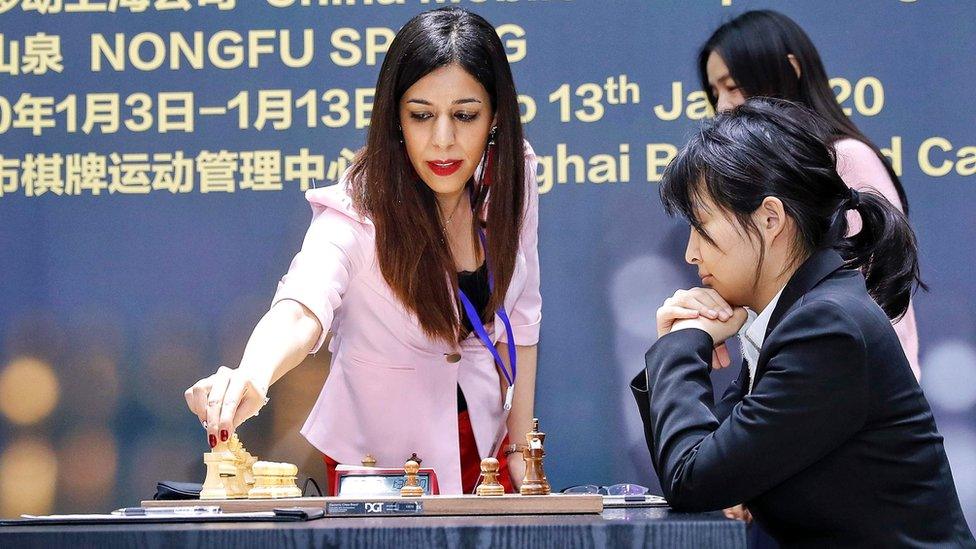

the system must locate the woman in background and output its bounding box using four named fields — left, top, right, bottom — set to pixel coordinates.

left=699, top=9, right=921, bottom=380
